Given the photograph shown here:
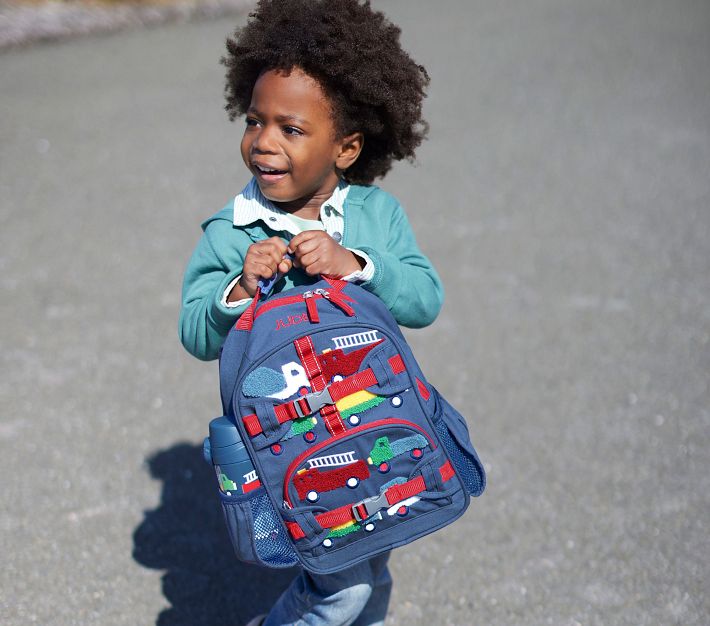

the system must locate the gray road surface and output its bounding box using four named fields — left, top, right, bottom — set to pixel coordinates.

left=1, top=1, right=709, bottom=625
